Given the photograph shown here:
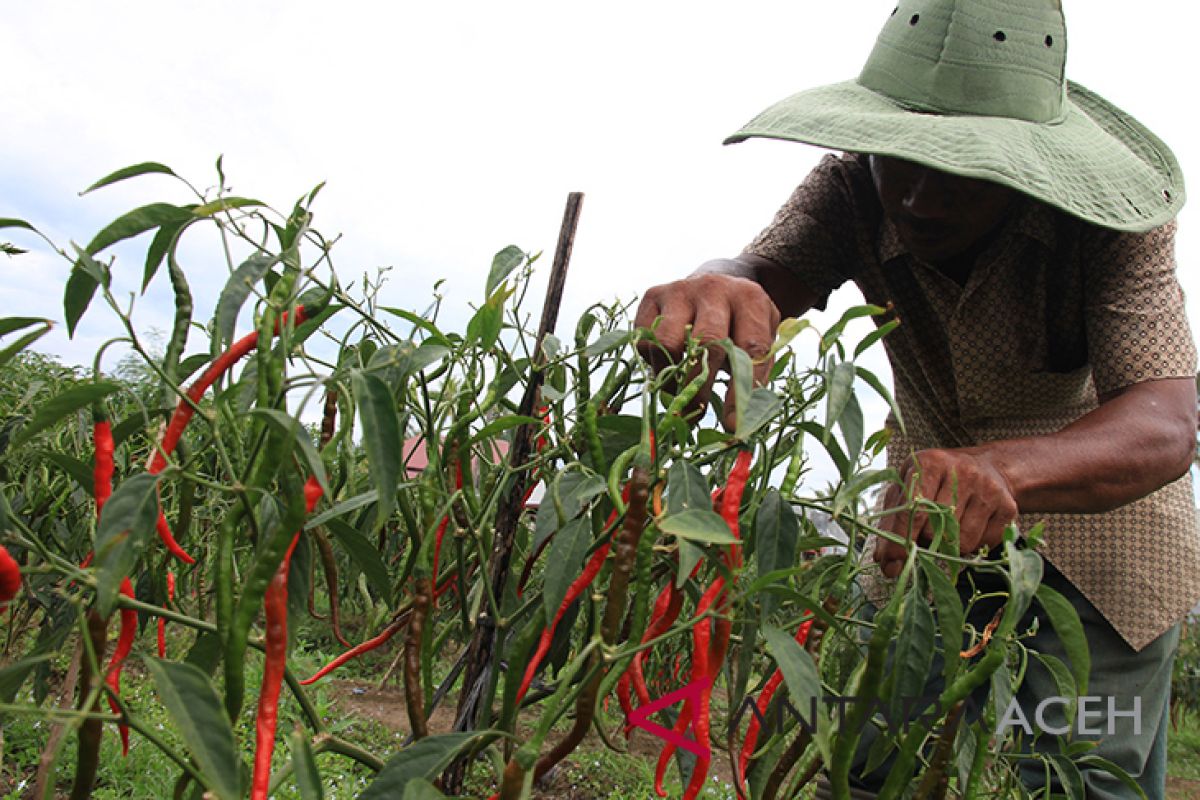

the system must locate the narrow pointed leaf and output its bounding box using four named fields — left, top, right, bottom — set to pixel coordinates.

left=249, top=408, right=329, bottom=497
left=192, top=197, right=265, bottom=217
left=290, top=727, right=325, bottom=800
left=214, top=254, right=277, bottom=352
left=1035, top=584, right=1090, bottom=696
left=85, top=203, right=193, bottom=255
left=82, top=162, right=177, bottom=195
left=755, top=490, right=800, bottom=617
left=145, top=657, right=242, bottom=800
left=543, top=517, right=592, bottom=620
left=94, top=472, right=160, bottom=617
left=359, top=732, right=497, bottom=799
left=64, top=266, right=99, bottom=337
left=0, top=322, right=51, bottom=369
left=763, top=624, right=822, bottom=713
left=326, top=519, right=393, bottom=600
left=485, top=245, right=525, bottom=298
left=352, top=371, right=402, bottom=528
left=11, top=381, right=122, bottom=448
left=0, top=218, right=37, bottom=232
left=658, top=508, right=738, bottom=545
